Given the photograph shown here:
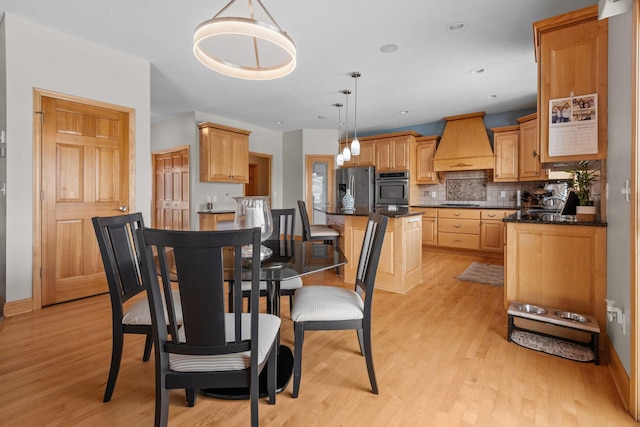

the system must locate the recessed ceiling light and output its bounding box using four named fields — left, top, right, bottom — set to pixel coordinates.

left=317, top=115, right=328, bottom=120
left=380, top=44, right=399, bottom=53
left=486, top=94, right=498, bottom=99
left=446, top=22, right=465, bottom=32
left=471, top=67, right=486, bottom=74
left=399, top=110, right=409, bottom=115
left=275, top=121, right=284, bottom=125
